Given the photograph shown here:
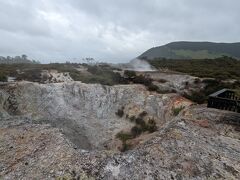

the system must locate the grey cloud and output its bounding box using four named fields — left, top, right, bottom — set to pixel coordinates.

left=0, top=1, right=51, bottom=37
left=0, top=0, right=239, bottom=63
